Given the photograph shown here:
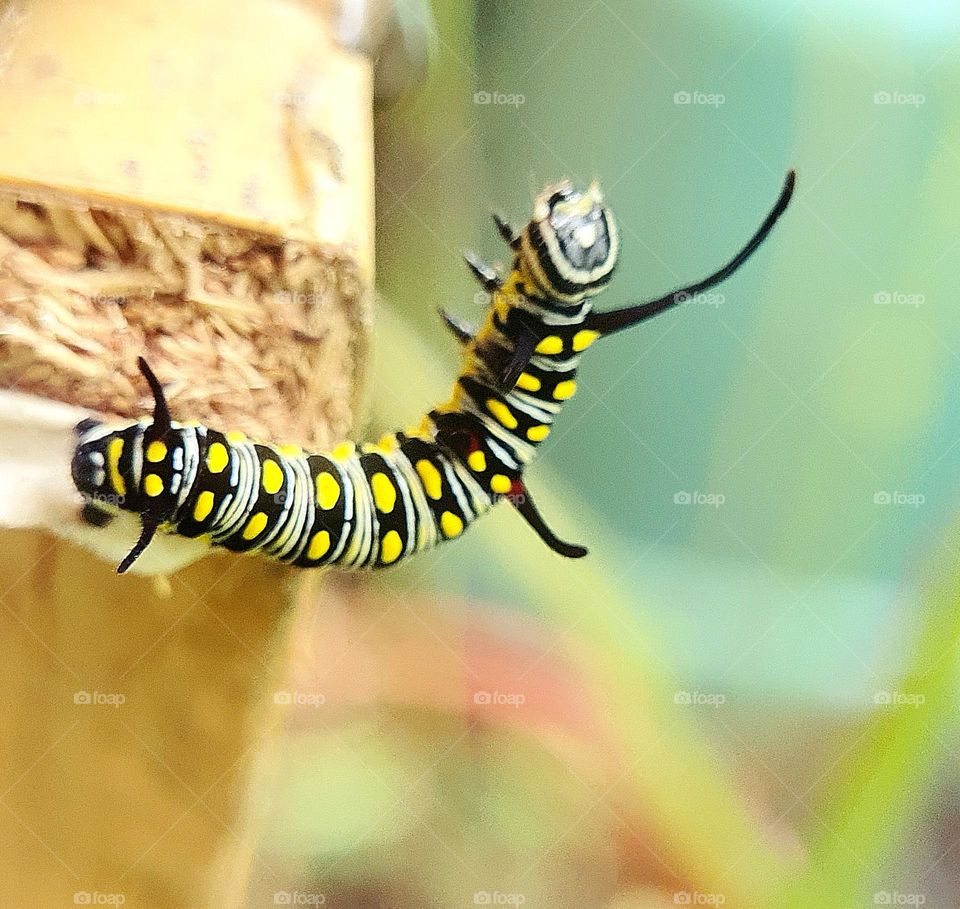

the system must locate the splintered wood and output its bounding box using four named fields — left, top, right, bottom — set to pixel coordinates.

left=0, top=195, right=365, bottom=449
